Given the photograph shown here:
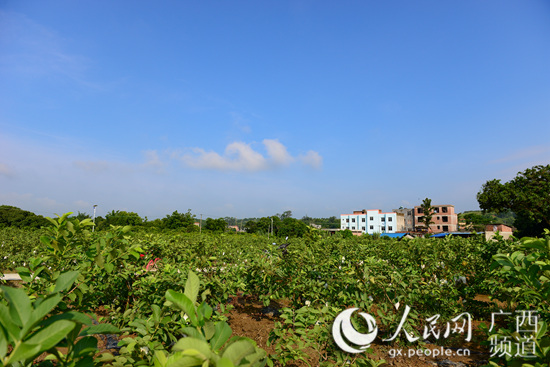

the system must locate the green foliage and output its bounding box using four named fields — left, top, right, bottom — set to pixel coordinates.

left=478, top=164, right=550, bottom=236
left=205, top=218, right=228, bottom=232
left=103, top=210, right=144, bottom=228
left=0, top=270, right=120, bottom=366
left=417, top=198, right=434, bottom=232
left=482, top=229, right=550, bottom=366
left=161, top=210, right=197, bottom=231
left=301, top=216, right=340, bottom=229
left=0, top=206, right=50, bottom=229
left=2, top=211, right=549, bottom=365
